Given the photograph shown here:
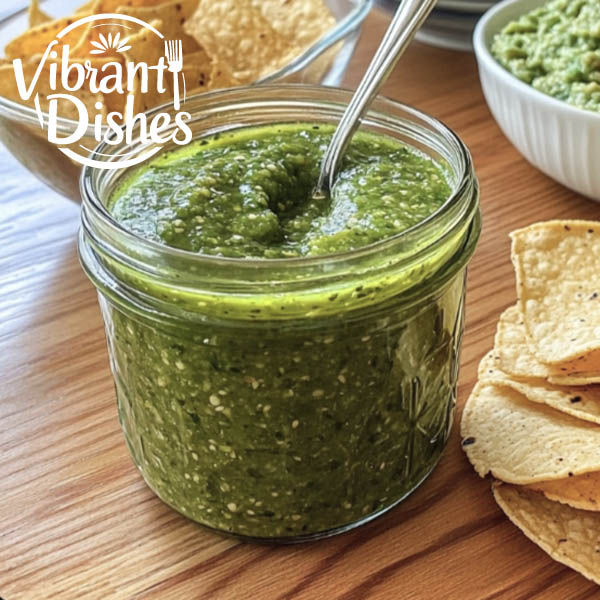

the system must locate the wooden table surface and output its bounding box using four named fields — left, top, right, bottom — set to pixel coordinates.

left=3, top=8, right=600, bottom=600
